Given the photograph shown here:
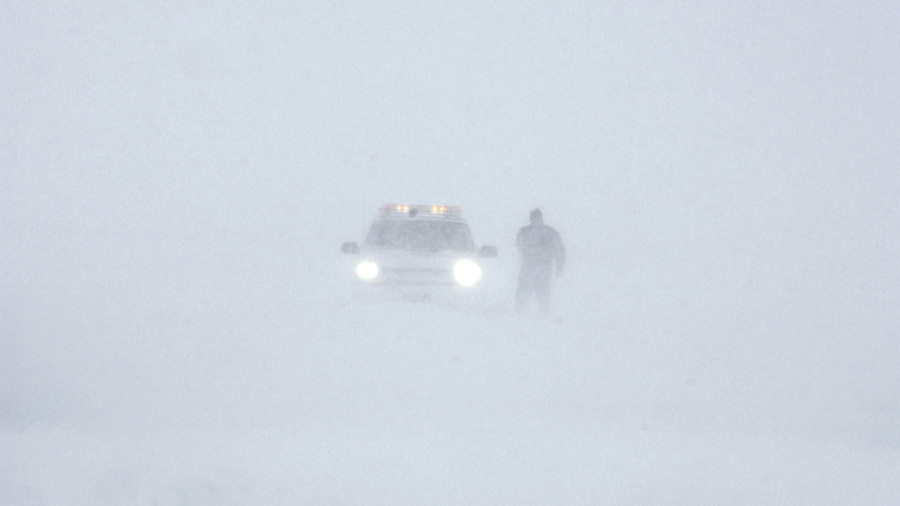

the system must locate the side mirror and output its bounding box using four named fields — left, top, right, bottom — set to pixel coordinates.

left=341, top=242, right=360, bottom=254
left=478, top=245, right=498, bottom=258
